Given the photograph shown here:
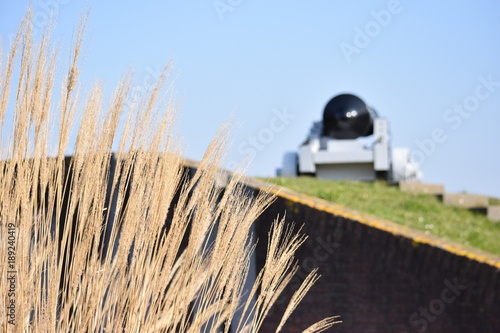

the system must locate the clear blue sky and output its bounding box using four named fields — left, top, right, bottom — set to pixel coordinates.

left=1, top=1, right=500, bottom=198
